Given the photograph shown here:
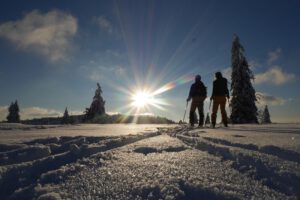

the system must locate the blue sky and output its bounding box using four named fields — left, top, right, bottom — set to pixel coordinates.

left=0, top=0, right=300, bottom=122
